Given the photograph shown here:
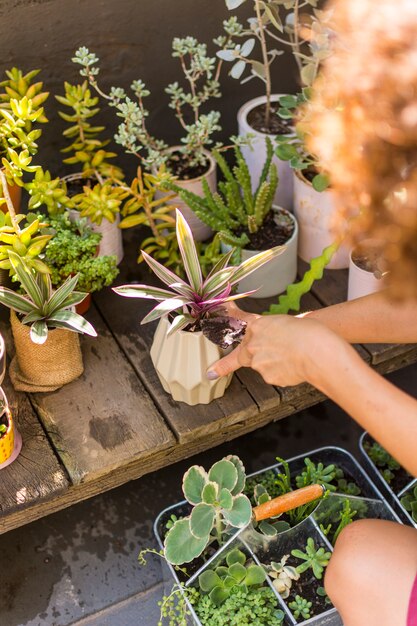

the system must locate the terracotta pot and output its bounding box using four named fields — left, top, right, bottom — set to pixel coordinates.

left=293, top=169, right=350, bottom=269
left=222, top=207, right=298, bottom=299
left=76, top=293, right=92, bottom=315
left=237, top=95, right=293, bottom=212
left=347, top=240, right=386, bottom=301
left=0, top=177, right=21, bottom=214
left=150, top=317, right=232, bottom=405
left=155, top=147, right=216, bottom=242
left=0, top=387, right=22, bottom=469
